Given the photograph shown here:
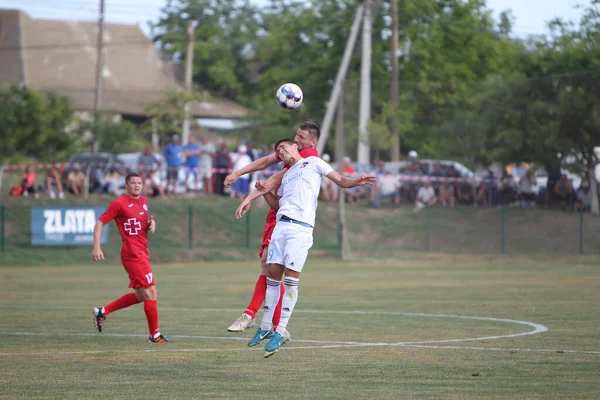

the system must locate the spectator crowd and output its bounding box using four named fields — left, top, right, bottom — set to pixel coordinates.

left=7, top=140, right=597, bottom=214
